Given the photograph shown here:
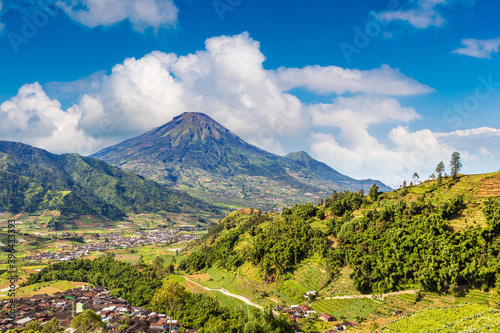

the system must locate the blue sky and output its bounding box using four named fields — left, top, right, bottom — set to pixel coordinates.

left=0, top=0, right=499, bottom=186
